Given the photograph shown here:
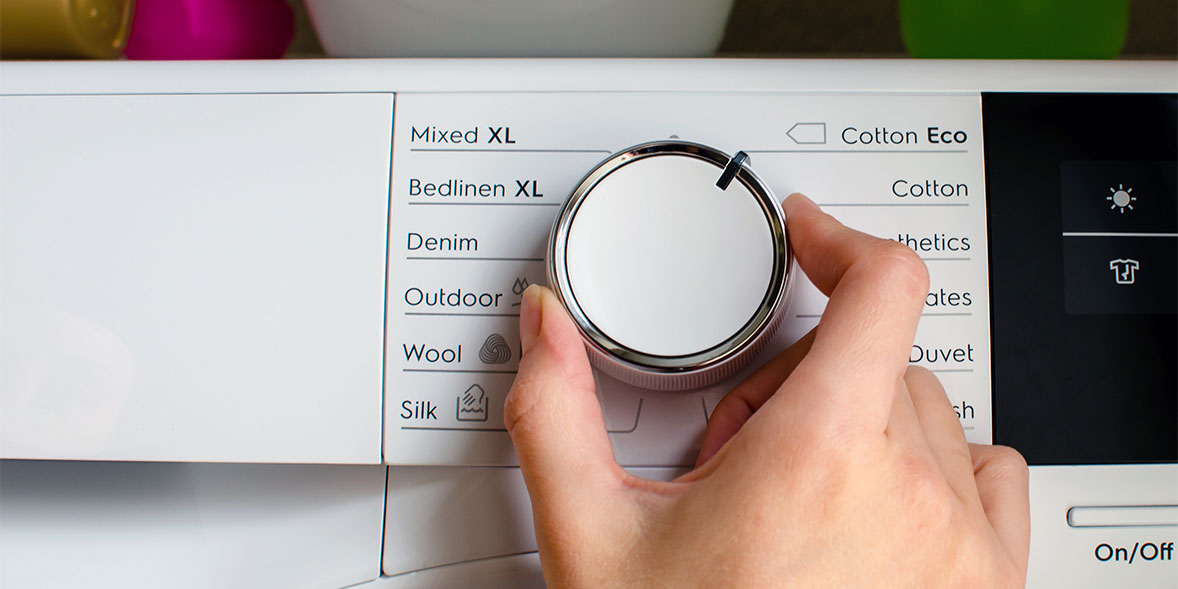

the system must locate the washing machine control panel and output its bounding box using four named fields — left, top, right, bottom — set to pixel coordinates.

left=379, top=89, right=1177, bottom=587
left=384, top=92, right=995, bottom=466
